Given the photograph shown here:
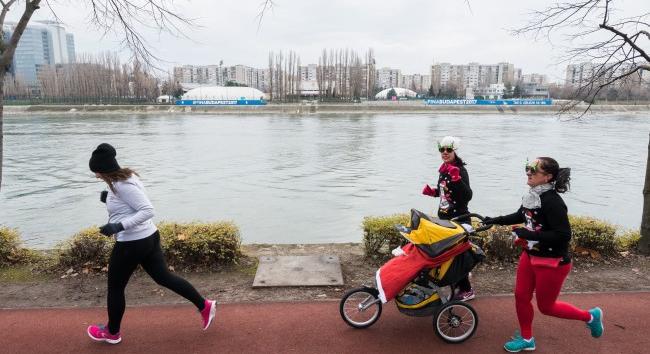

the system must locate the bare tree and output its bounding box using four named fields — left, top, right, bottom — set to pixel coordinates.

left=514, top=0, right=650, bottom=253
